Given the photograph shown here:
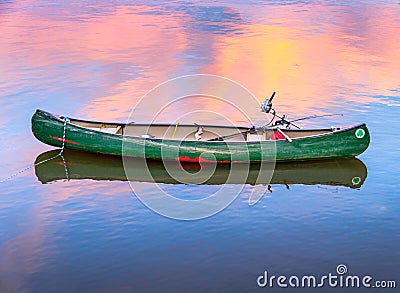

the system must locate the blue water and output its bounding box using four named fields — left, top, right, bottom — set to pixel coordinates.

left=1, top=0, right=399, bottom=292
